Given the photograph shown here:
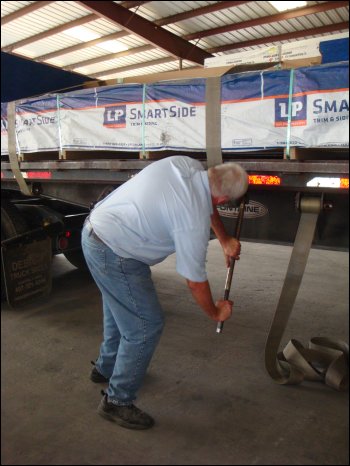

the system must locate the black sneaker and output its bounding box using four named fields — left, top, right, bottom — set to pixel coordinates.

left=98, top=392, right=154, bottom=430
left=90, top=361, right=110, bottom=383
